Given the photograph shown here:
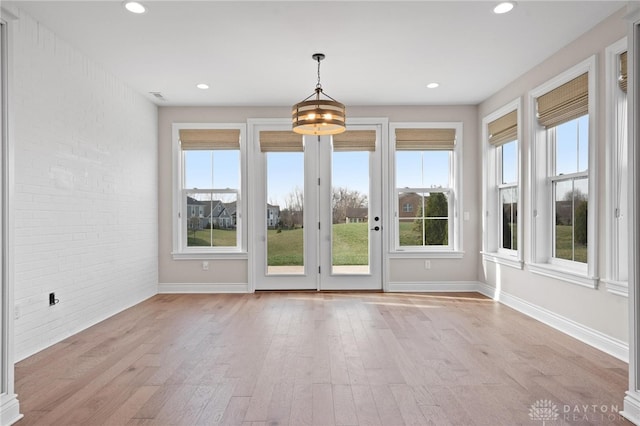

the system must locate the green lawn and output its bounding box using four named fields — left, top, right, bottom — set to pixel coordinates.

left=555, top=225, right=587, bottom=263
left=267, top=228, right=305, bottom=266
left=399, top=221, right=450, bottom=246
left=266, top=223, right=369, bottom=266
left=187, top=228, right=237, bottom=247
left=331, top=223, right=369, bottom=265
